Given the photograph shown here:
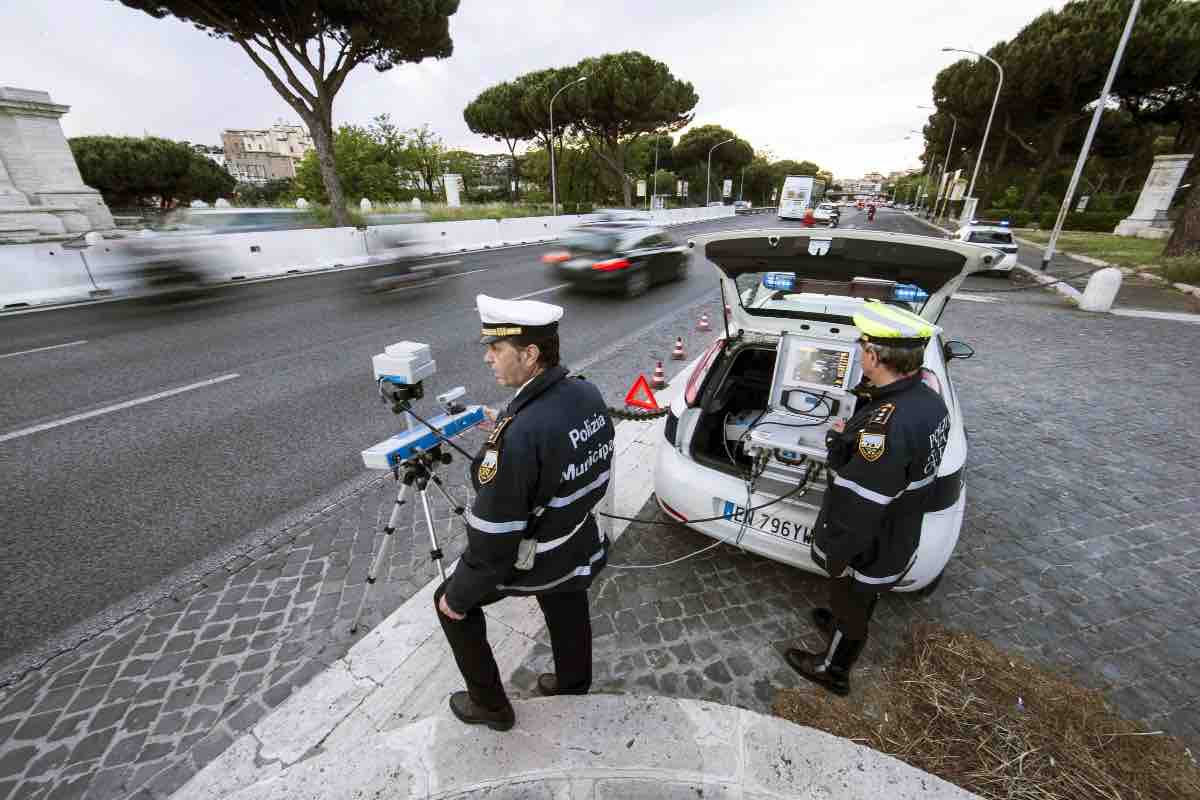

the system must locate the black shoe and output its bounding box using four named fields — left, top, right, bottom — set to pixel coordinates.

left=448, top=691, right=515, bottom=731
left=811, top=608, right=835, bottom=640
left=785, top=648, right=851, bottom=696
left=536, top=673, right=590, bottom=697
